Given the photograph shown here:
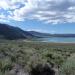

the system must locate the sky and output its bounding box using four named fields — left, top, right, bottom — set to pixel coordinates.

left=0, top=0, right=75, bottom=34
